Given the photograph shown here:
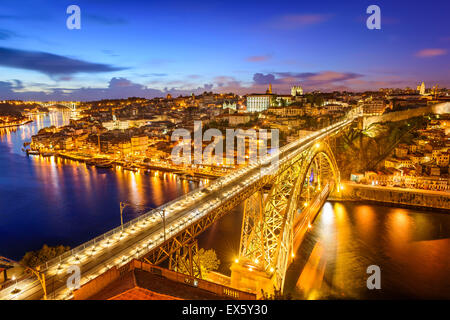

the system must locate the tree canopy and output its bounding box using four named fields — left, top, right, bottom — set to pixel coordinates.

left=20, top=244, right=70, bottom=268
